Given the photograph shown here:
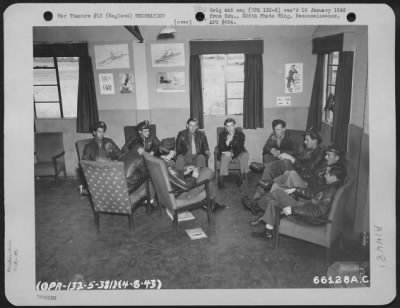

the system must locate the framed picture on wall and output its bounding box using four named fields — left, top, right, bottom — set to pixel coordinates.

left=98, top=73, right=115, bottom=95
left=94, top=44, right=130, bottom=69
left=151, top=43, right=185, bottom=67
left=156, top=72, right=185, bottom=92
left=285, top=63, right=303, bottom=93
left=119, top=72, right=135, bottom=94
